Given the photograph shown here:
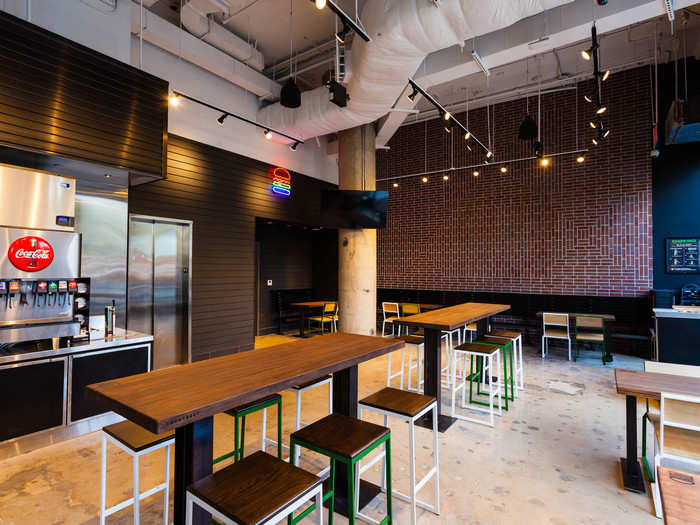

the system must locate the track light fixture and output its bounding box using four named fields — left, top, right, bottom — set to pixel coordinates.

left=592, top=138, right=599, bottom=145
left=407, top=78, right=490, bottom=156
left=500, top=166, right=508, bottom=173
left=596, top=106, right=607, bottom=115
left=581, top=48, right=592, bottom=61
left=539, top=157, right=550, bottom=167
left=444, top=126, right=452, bottom=133
left=576, top=155, right=585, bottom=163
left=443, top=174, right=449, bottom=181
left=422, top=176, right=428, bottom=183
left=584, top=94, right=592, bottom=103
left=583, top=23, right=611, bottom=148
left=170, top=90, right=305, bottom=146
left=289, top=141, right=301, bottom=151
left=602, top=70, right=611, bottom=81
left=534, top=141, right=543, bottom=158
left=407, top=85, right=419, bottom=102
left=486, top=150, right=493, bottom=159
left=603, top=129, right=610, bottom=138
left=472, top=50, right=490, bottom=76
left=393, top=182, right=399, bottom=188
left=473, top=170, right=479, bottom=177
left=589, top=121, right=597, bottom=129
left=309, top=0, right=371, bottom=42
